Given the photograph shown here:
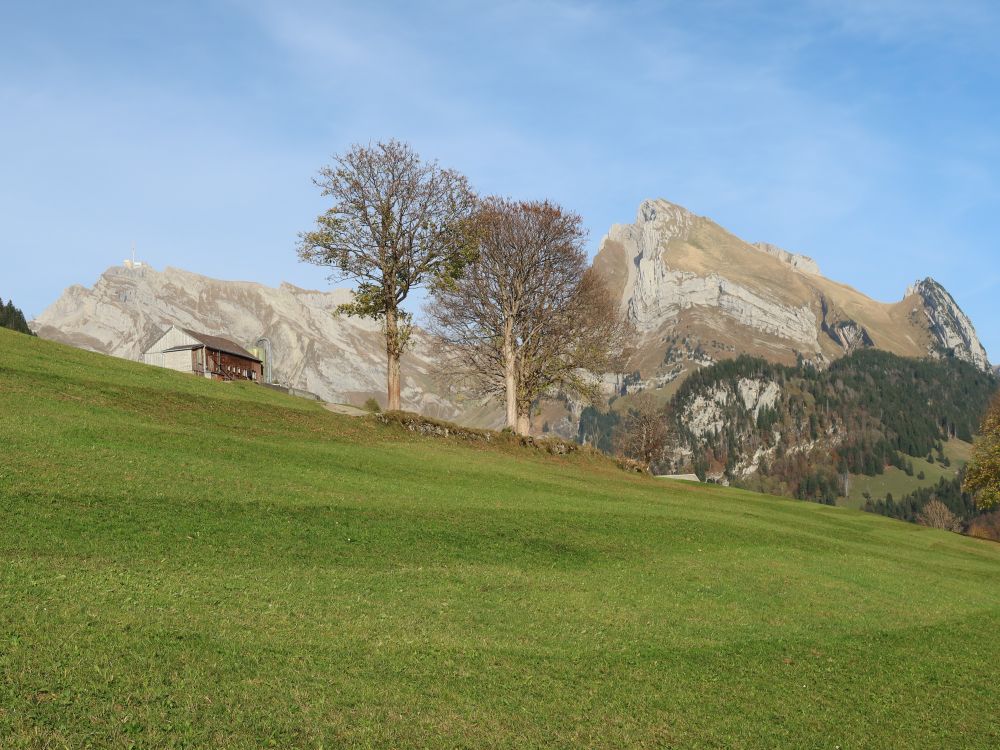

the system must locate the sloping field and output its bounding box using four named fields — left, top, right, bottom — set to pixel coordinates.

left=844, top=440, right=973, bottom=509
left=1, top=328, right=998, bottom=749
